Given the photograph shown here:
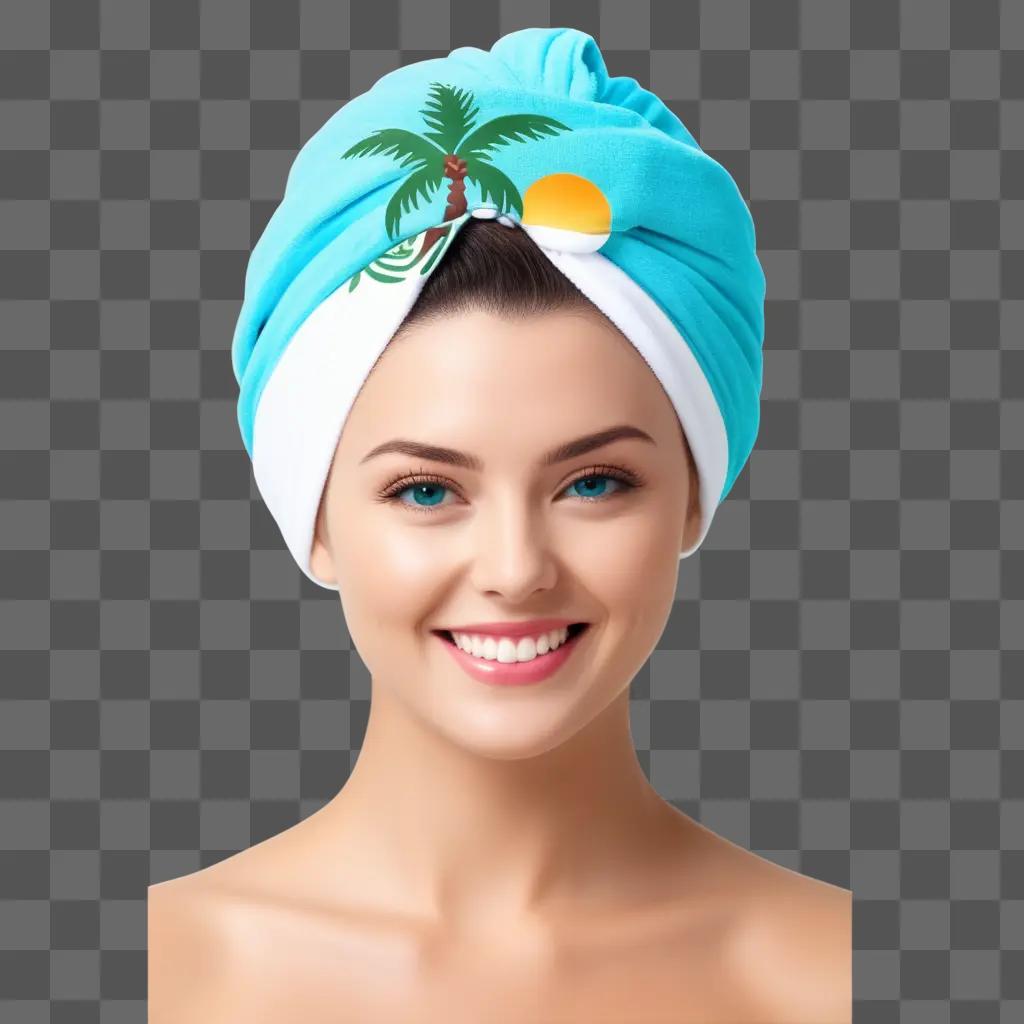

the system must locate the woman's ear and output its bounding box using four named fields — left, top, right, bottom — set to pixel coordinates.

left=309, top=491, right=337, bottom=586
left=680, top=442, right=702, bottom=554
